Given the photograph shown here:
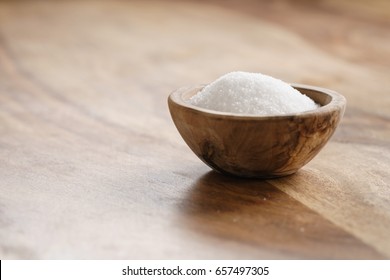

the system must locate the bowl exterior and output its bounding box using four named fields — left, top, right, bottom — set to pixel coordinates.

left=168, top=85, right=345, bottom=178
